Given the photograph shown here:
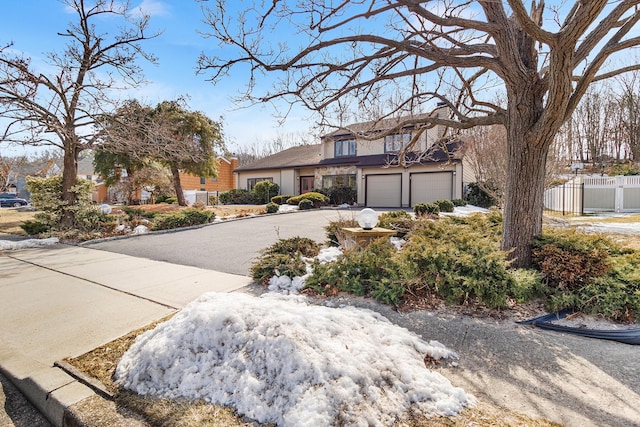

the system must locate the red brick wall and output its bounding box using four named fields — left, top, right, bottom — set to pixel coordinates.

left=179, top=157, right=237, bottom=192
